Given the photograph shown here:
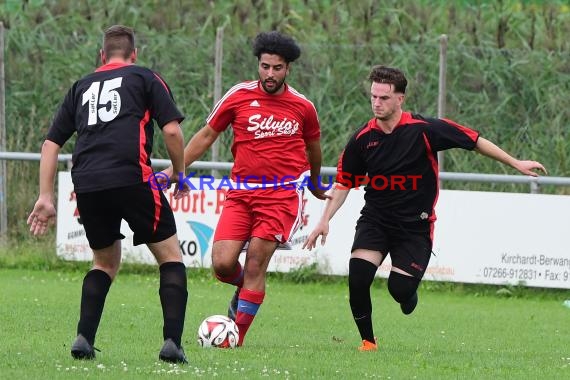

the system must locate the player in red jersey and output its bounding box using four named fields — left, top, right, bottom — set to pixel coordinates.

left=27, top=25, right=189, bottom=363
left=303, top=65, right=547, bottom=351
left=165, top=31, right=327, bottom=346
